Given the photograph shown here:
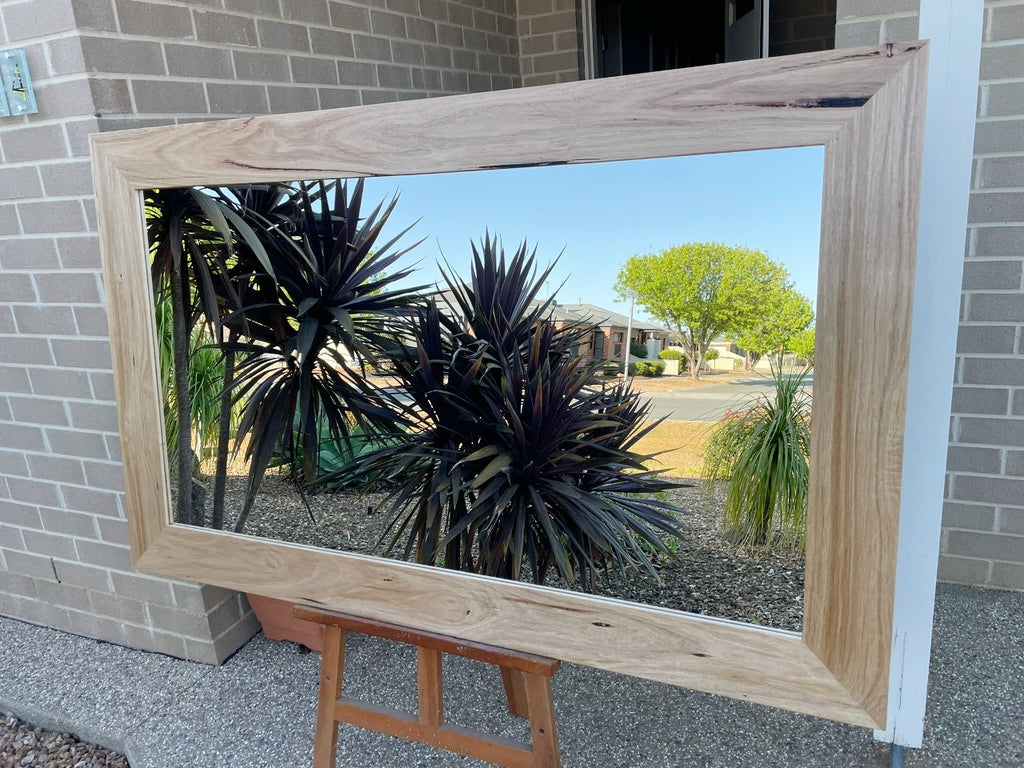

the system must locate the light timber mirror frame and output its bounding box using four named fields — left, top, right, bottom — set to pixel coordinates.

left=91, top=42, right=927, bottom=730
